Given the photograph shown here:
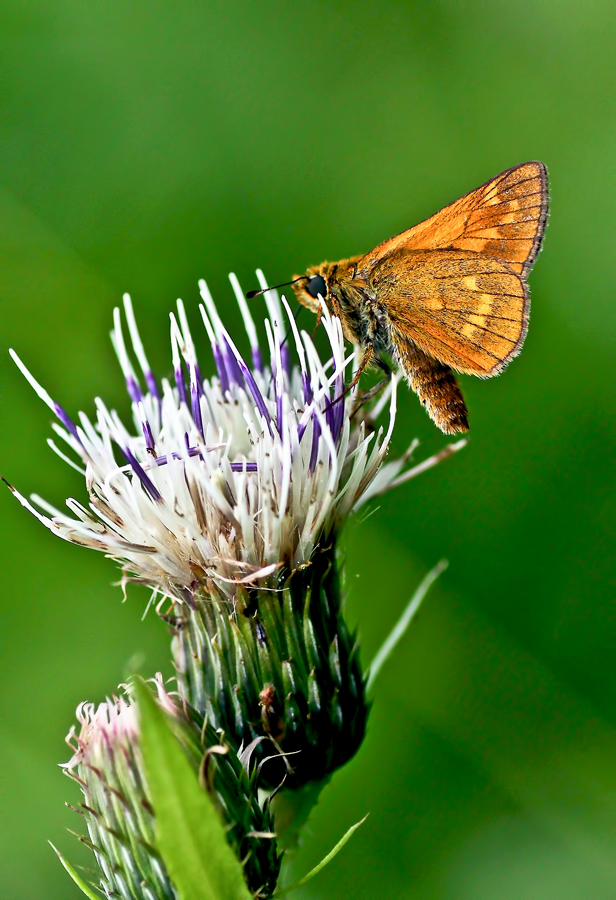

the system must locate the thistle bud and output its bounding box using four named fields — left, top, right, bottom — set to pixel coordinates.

left=63, top=679, right=280, bottom=898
